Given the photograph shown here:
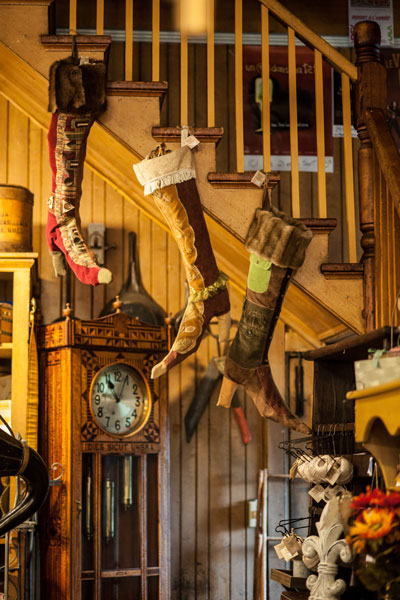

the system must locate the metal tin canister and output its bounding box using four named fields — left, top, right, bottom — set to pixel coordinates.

left=0, top=185, right=33, bottom=251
